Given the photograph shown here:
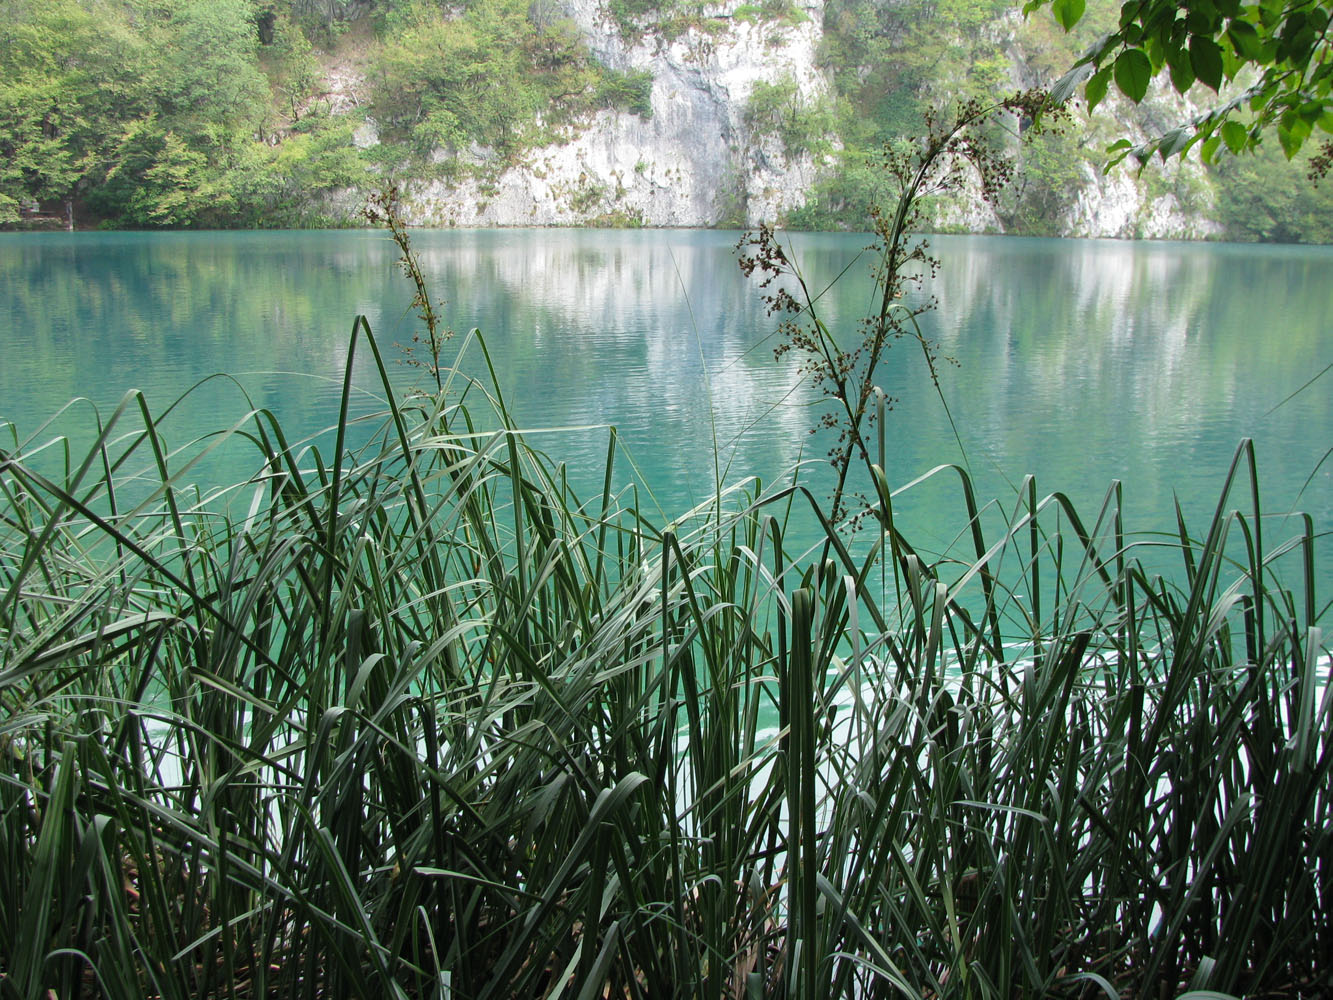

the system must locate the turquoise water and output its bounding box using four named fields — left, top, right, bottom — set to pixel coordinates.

left=2, top=228, right=1330, bottom=581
